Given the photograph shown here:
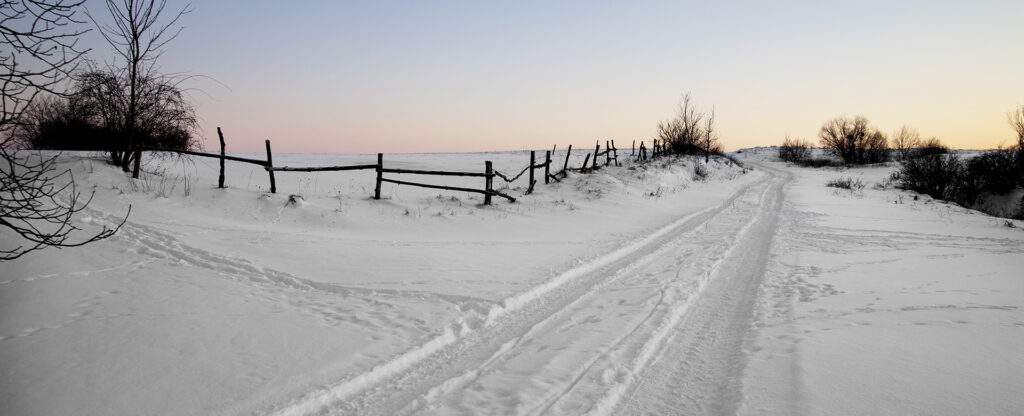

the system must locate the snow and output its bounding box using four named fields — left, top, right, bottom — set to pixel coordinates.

left=1, top=148, right=1021, bottom=415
